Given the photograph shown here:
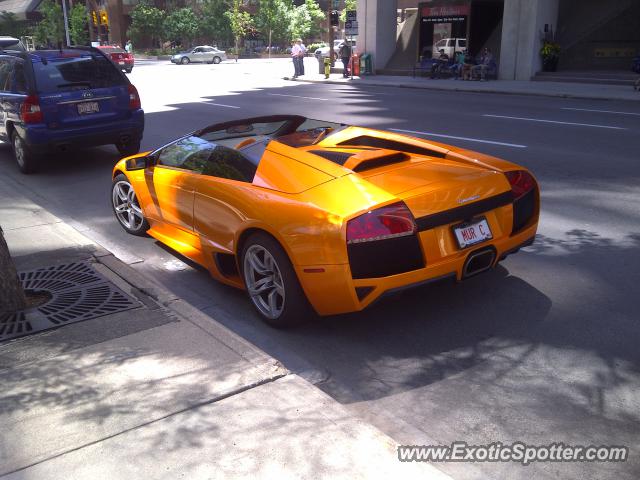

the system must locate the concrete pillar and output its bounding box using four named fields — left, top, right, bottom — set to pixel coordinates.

left=357, top=0, right=397, bottom=72
left=499, top=0, right=559, bottom=80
